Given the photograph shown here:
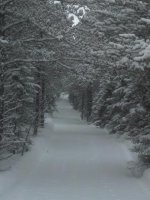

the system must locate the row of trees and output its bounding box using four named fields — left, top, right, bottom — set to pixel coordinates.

left=67, top=0, right=150, bottom=165
left=0, top=0, right=77, bottom=159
